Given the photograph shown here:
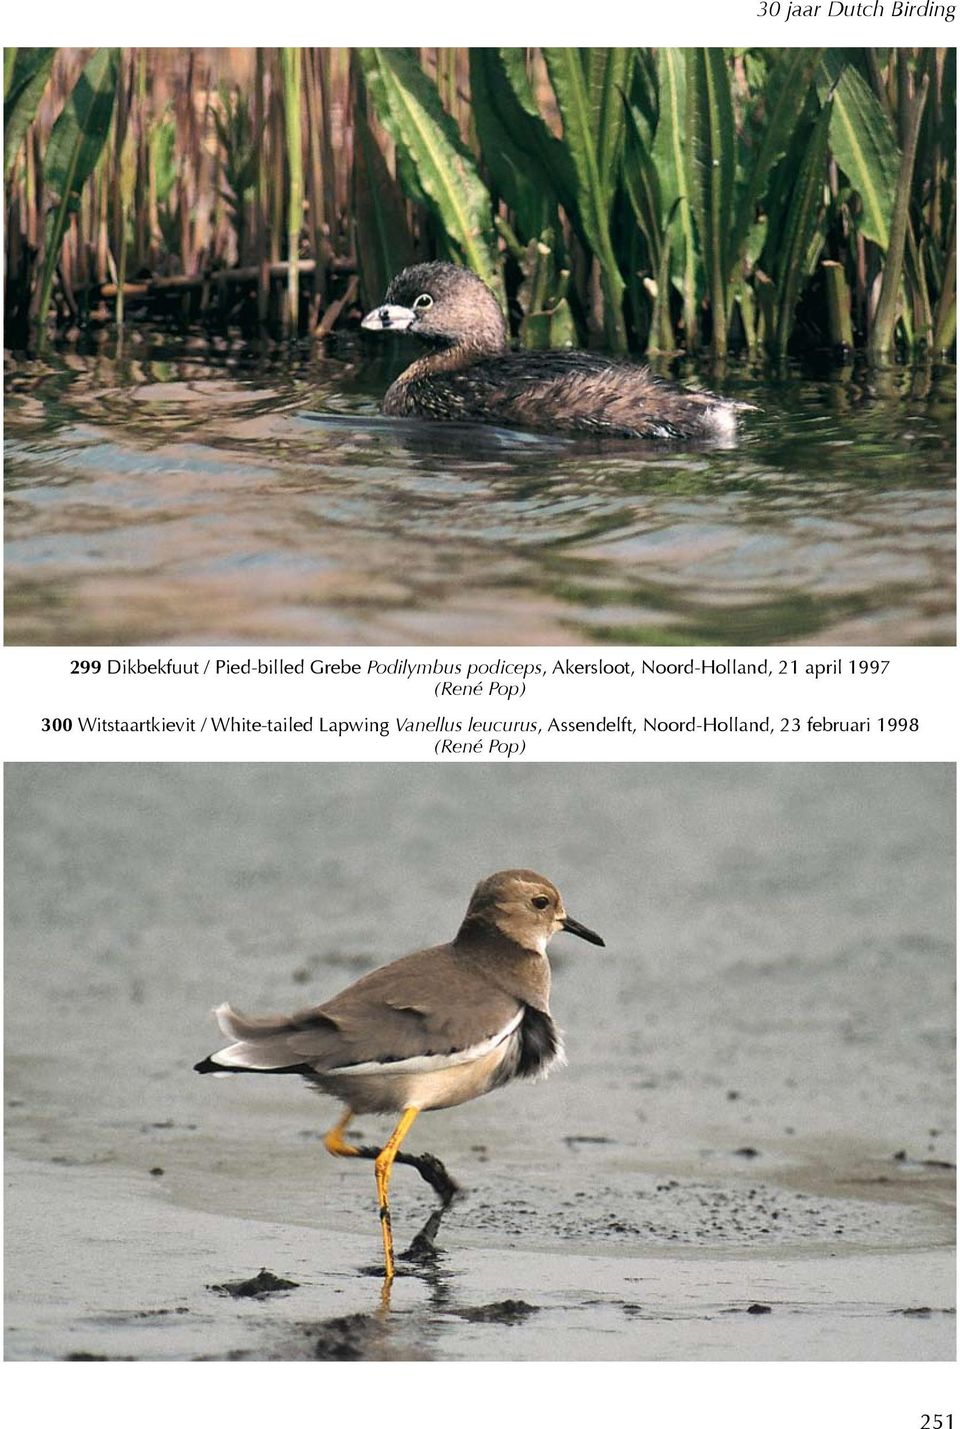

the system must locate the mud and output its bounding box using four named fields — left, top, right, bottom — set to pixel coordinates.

left=208, top=1269, right=300, bottom=1298
left=4, top=764, right=955, bottom=1360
